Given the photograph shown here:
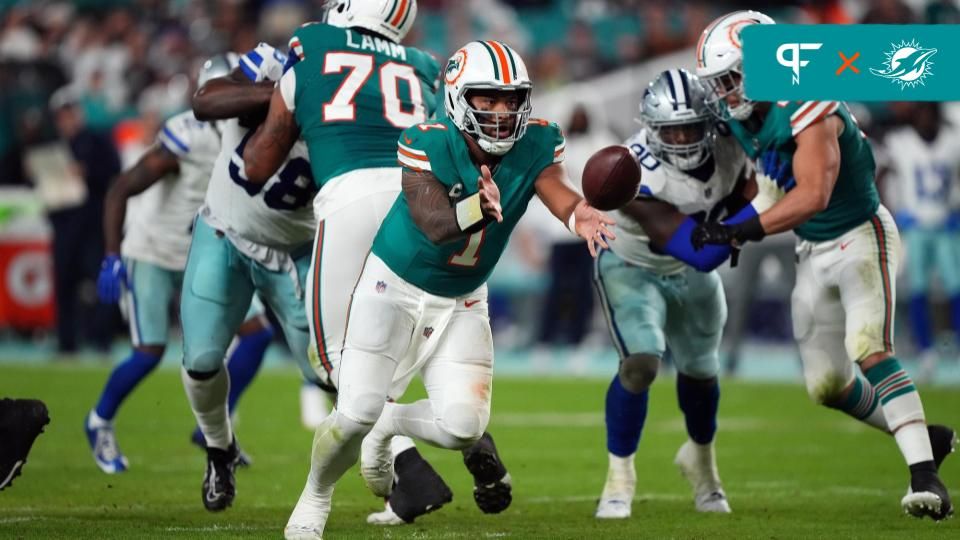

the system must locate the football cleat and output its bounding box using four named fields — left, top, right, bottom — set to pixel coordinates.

left=373, top=447, right=453, bottom=524
left=360, top=431, right=394, bottom=498
left=463, top=432, right=512, bottom=514
left=190, top=428, right=253, bottom=468
left=902, top=470, right=953, bottom=521
left=928, top=424, right=957, bottom=471
left=84, top=411, right=129, bottom=474
left=1, top=399, right=50, bottom=491
left=595, top=453, right=635, bottom=519
left=202, top=440, right=238, bottom=512
left=674, top=439, right=732, bottom=513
